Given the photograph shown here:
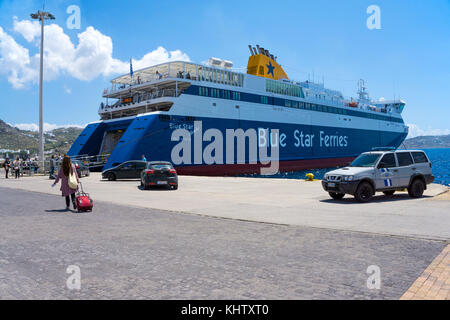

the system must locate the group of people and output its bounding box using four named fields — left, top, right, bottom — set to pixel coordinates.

left=1, top=154, right=64, bottom=180
left=1, top=157, right=41, bottom=179
left=1, top=157, right=22, bottom=179
left=176, top=71, right=191, bottom=79
left=1, top=153, right=81, bottom=210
